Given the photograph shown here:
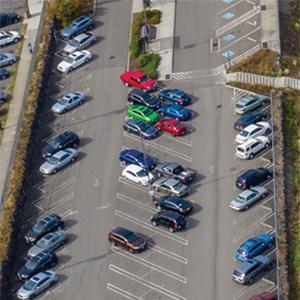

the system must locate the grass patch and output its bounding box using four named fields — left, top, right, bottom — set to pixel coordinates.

left=137, top=53, right=160, bottom=79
